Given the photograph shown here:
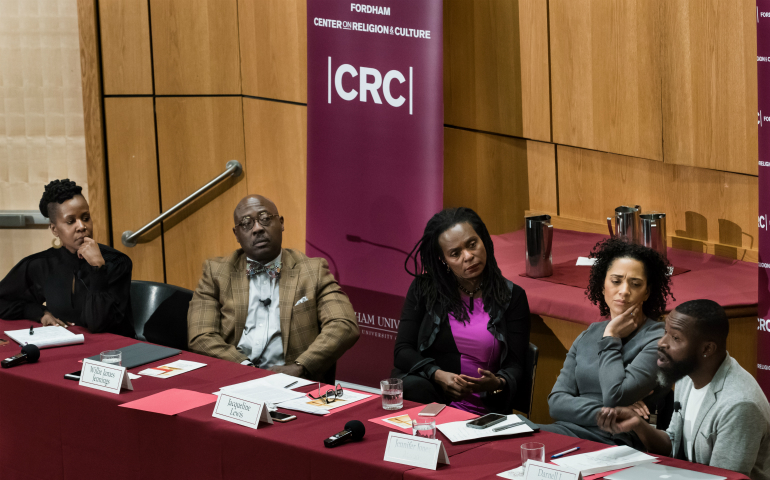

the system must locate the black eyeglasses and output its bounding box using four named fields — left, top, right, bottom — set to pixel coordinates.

left=307, top=383, right=344, bottom=404
left=236, top=213, right=279, bottom=231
